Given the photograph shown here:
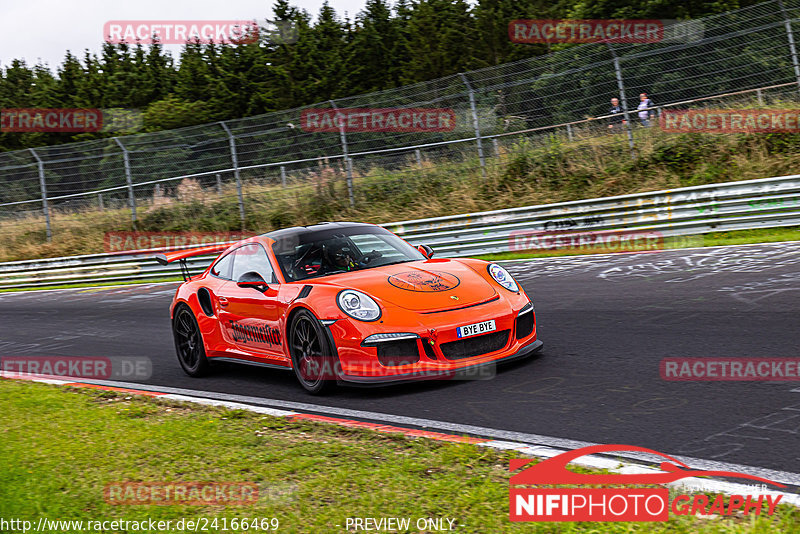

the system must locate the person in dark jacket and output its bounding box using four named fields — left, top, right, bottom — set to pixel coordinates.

left=608, top=97, right=626, bottom=131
